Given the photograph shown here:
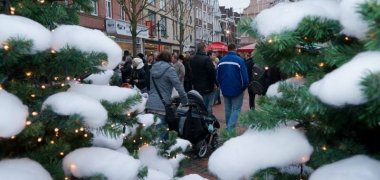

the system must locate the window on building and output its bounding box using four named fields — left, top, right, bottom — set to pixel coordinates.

left=148, top=11, right=156, bottom=36
left=105, top=0, right=112, bottom=18
left=160, top=16, right=167, bottom=37
left=91, top=0, right=98, bottom=16
left=160, top=0, right=166, bottom=10
left=120, top=6, right=125, bottom=20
